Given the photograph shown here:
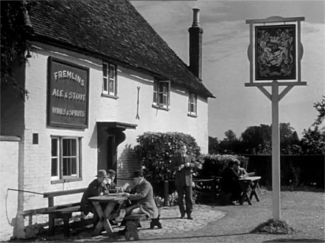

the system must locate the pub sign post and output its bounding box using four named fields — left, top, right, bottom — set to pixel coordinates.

left=245, top=16, right=306, bottom=220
